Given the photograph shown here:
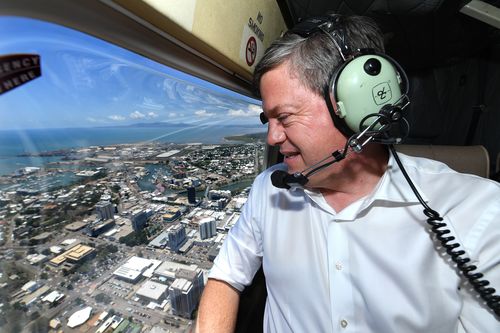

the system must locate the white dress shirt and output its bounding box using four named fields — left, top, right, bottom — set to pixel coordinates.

left=209, top=153, right=500, bottom=332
